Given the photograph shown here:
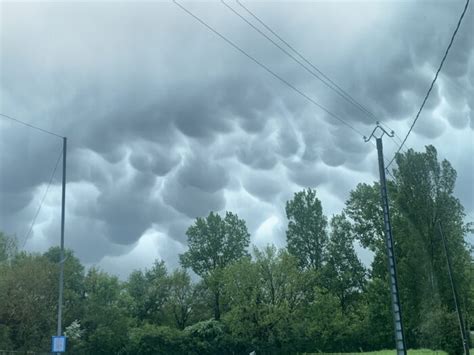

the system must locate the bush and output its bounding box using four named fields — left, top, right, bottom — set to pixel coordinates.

left=0, top=324, right=13, bottom=350
left=128, top=324, right=184, bottom=355
left=419, top=307, right=463, bottom=355
left=184, top=319, right=247, bottom=355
